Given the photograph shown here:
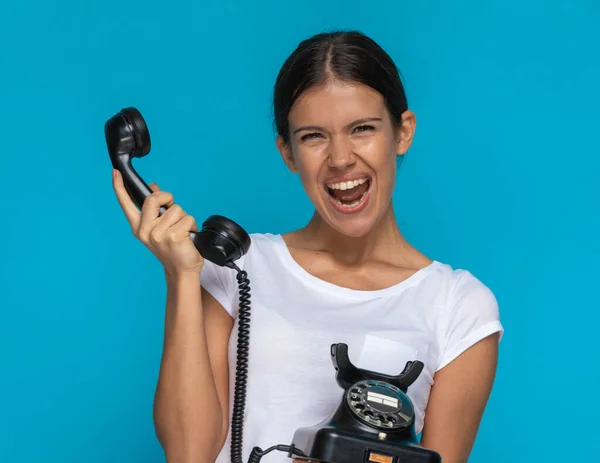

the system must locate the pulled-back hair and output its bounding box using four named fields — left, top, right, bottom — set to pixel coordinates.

left=273, top=30, right=408, bottom=143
